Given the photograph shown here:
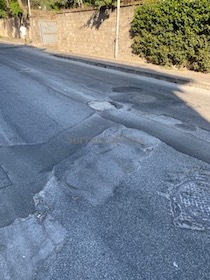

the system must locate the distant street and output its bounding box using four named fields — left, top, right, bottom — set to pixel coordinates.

left=0, top=43, right=210, bottom=280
